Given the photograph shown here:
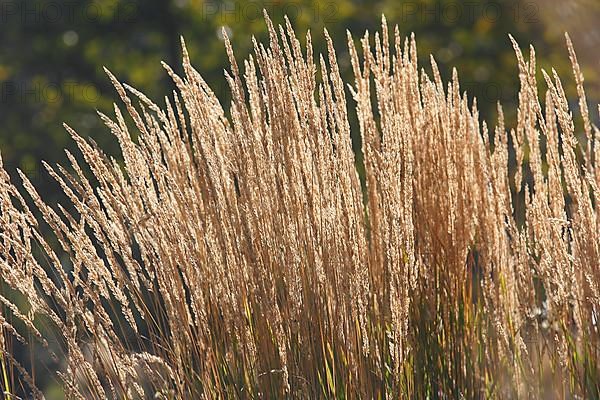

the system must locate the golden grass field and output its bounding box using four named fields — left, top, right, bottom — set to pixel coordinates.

left=0, top=13, right=599, bottom=399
